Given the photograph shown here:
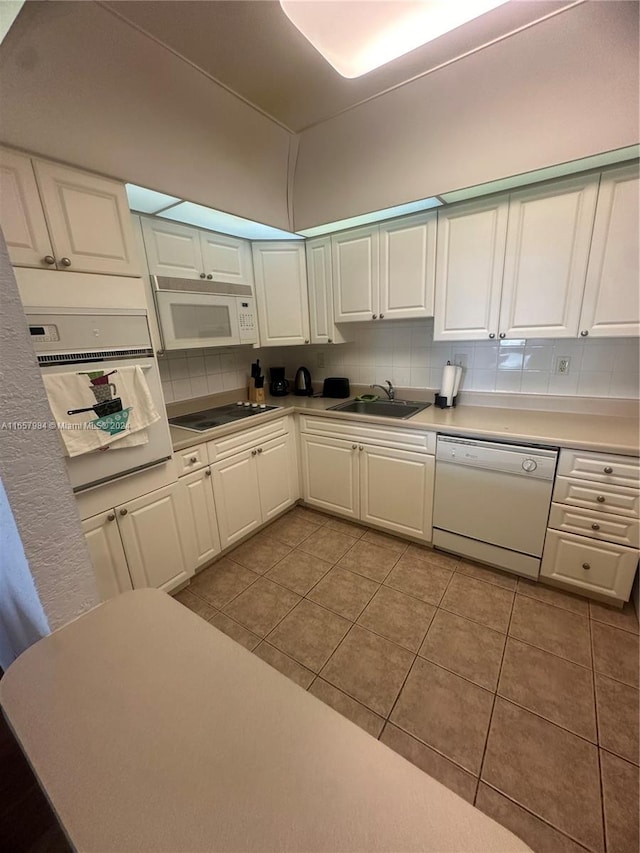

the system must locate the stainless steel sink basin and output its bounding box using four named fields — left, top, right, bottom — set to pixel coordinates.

left=327, top=399, right=431, bottom=419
